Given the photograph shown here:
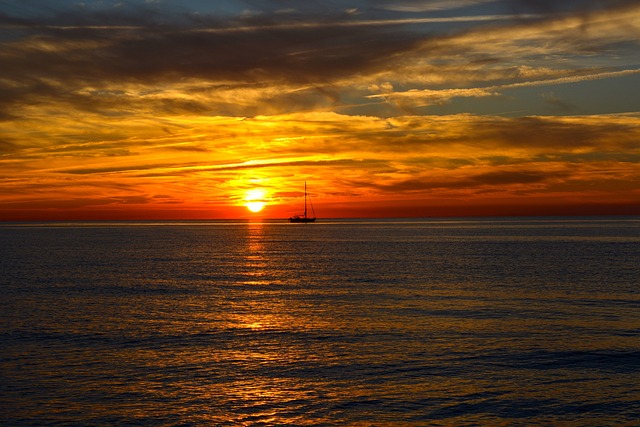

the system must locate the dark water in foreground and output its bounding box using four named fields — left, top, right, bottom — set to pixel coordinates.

left=1, top=217, right=639, bottom=426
